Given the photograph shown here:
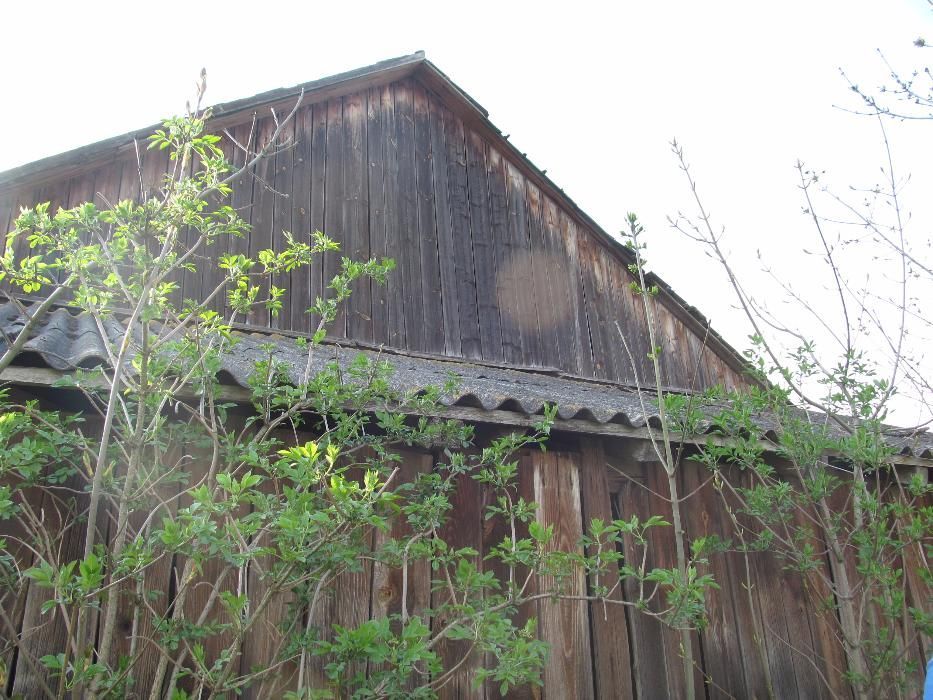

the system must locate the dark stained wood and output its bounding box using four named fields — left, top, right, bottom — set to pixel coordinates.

left=679, top=461, right=751, bottom=699
left=579, top=440, right=635, bottom=699
left=368, top=450, right=432, bottom=687
left=464, top=131, right=503, bottom=363
left=741, top=468, right=800, bottom=700
left=483, top=450, right=541, bottom=700
left=505, top=161, right=542, bottom=368
left=427, top=100, right=462, bottom=358
left=11, top=471, right=88, bottom=697
left=175, top=446, right=239, bottom=693
left=288, top=105, right=314, bottom=331
left=198, top=129, right=238, bottom=315
left=227, top=121, right=257, bottom=321
left=712, top=473, right=775, bottom=698
left=239, top=438, right=301, bottom=700
left=486, top=146, right=523, bottom=365
left=247, top=117, right=278, bottom=328
left=641, top=462, right=704, bottom=698
left=170, top=156, right=196, bottom=309
left=532, top=451, right=594, bottom=699
left=559, top=213, right=595, bottom=378
left=413, top=83, right=445, bottom=355
left=306, top=102, right=329, bottom=333
left=524, top=181, right=561, bottom=371
left=367, top=88, right=390, bottom=346
left=433, top=469, right=484, bottom=699
left=271, top=110, right=296, bottom=330
left=579, top=235, right=619, bottom=381
left=380, top=83, right=406, bottom=349
left=605, top=252, right=649, bottom=386
left=323, top=97, right=347, bottom=337
left=541, top=197, right=577, bottom=372
left=343, top=91, right=373, bottom=342
left=654, top=304, right=687, bottom=390
left=612, top=458, right=675, bottom=698
left=107, top=443, right=182, bottom=697
left=443, top=113, right=482, bottom=360
left=394, top=80, right=423, bottom=352
left=790, top=497, right=850, bottom=700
